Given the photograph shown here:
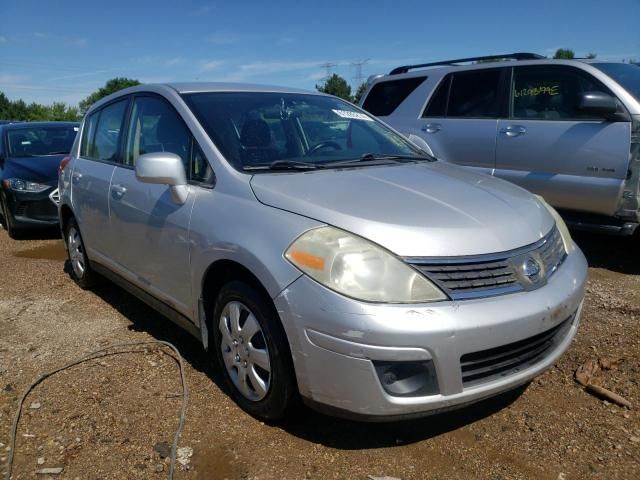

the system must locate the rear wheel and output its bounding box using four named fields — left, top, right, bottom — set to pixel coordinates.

left=212, top=281, right=296, bottom=420
left=64, top=217, right=96, bottom=289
